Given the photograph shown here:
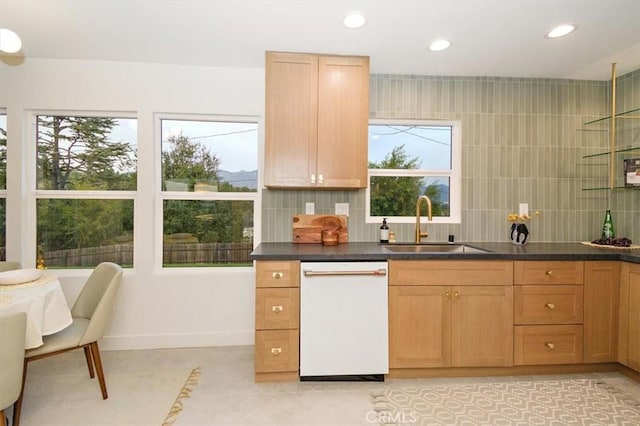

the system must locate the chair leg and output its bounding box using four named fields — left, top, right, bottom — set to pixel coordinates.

left=89, top=341, right=108, bottom=399
left=83, top=345, right=95, bottom=378
left=13, top=360, right=28, bottom=426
